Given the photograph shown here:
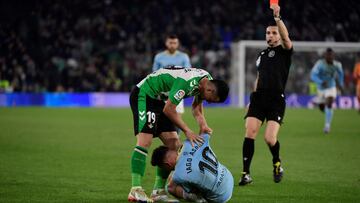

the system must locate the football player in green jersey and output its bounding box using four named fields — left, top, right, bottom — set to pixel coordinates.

left=127, top=66, right=229, bottom=203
